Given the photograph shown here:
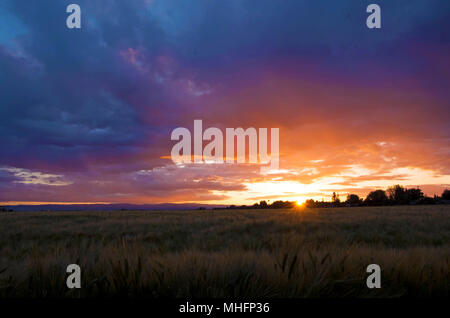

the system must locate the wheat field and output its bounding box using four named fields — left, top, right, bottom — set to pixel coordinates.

left=0, top=205, right=448, bottom=298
